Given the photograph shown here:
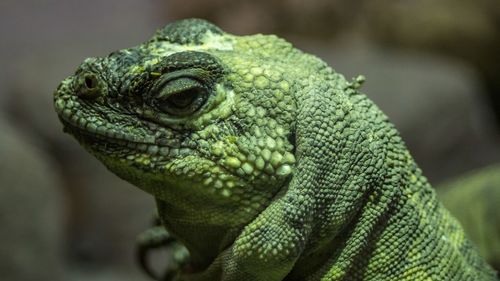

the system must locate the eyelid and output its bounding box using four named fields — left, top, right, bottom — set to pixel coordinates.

left=156, top=77, right=205, bottom=100
left=151, top=69, right=209, bottom=91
